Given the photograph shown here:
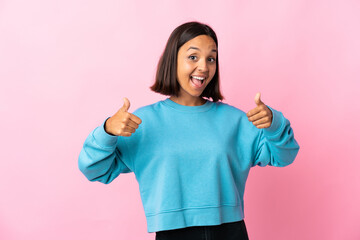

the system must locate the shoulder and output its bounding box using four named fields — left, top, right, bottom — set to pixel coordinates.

left=214, top=101, right=256, bottom=129
left=213, top=101, right=247, bottom=116
left=132, top=100, right=163, bottom=118
left=215, top=101, right=262, bottom=137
